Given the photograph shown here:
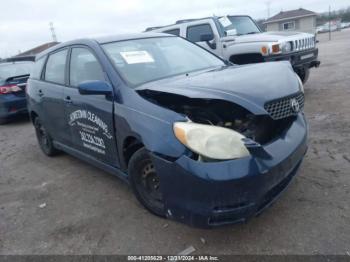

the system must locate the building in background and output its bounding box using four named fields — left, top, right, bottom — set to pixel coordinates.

left=0, top=42, right=59, bottom=62
left=15, top=42, right=59, bottom=58
left=263, top=8, right=317, bottom=34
